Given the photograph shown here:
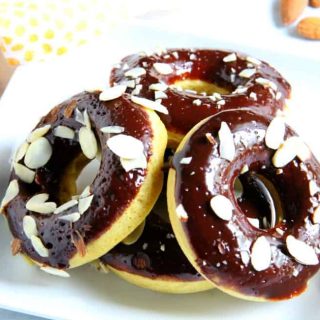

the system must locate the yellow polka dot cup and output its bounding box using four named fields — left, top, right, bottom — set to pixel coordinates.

left=0, top=0, right=117, bottom=65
